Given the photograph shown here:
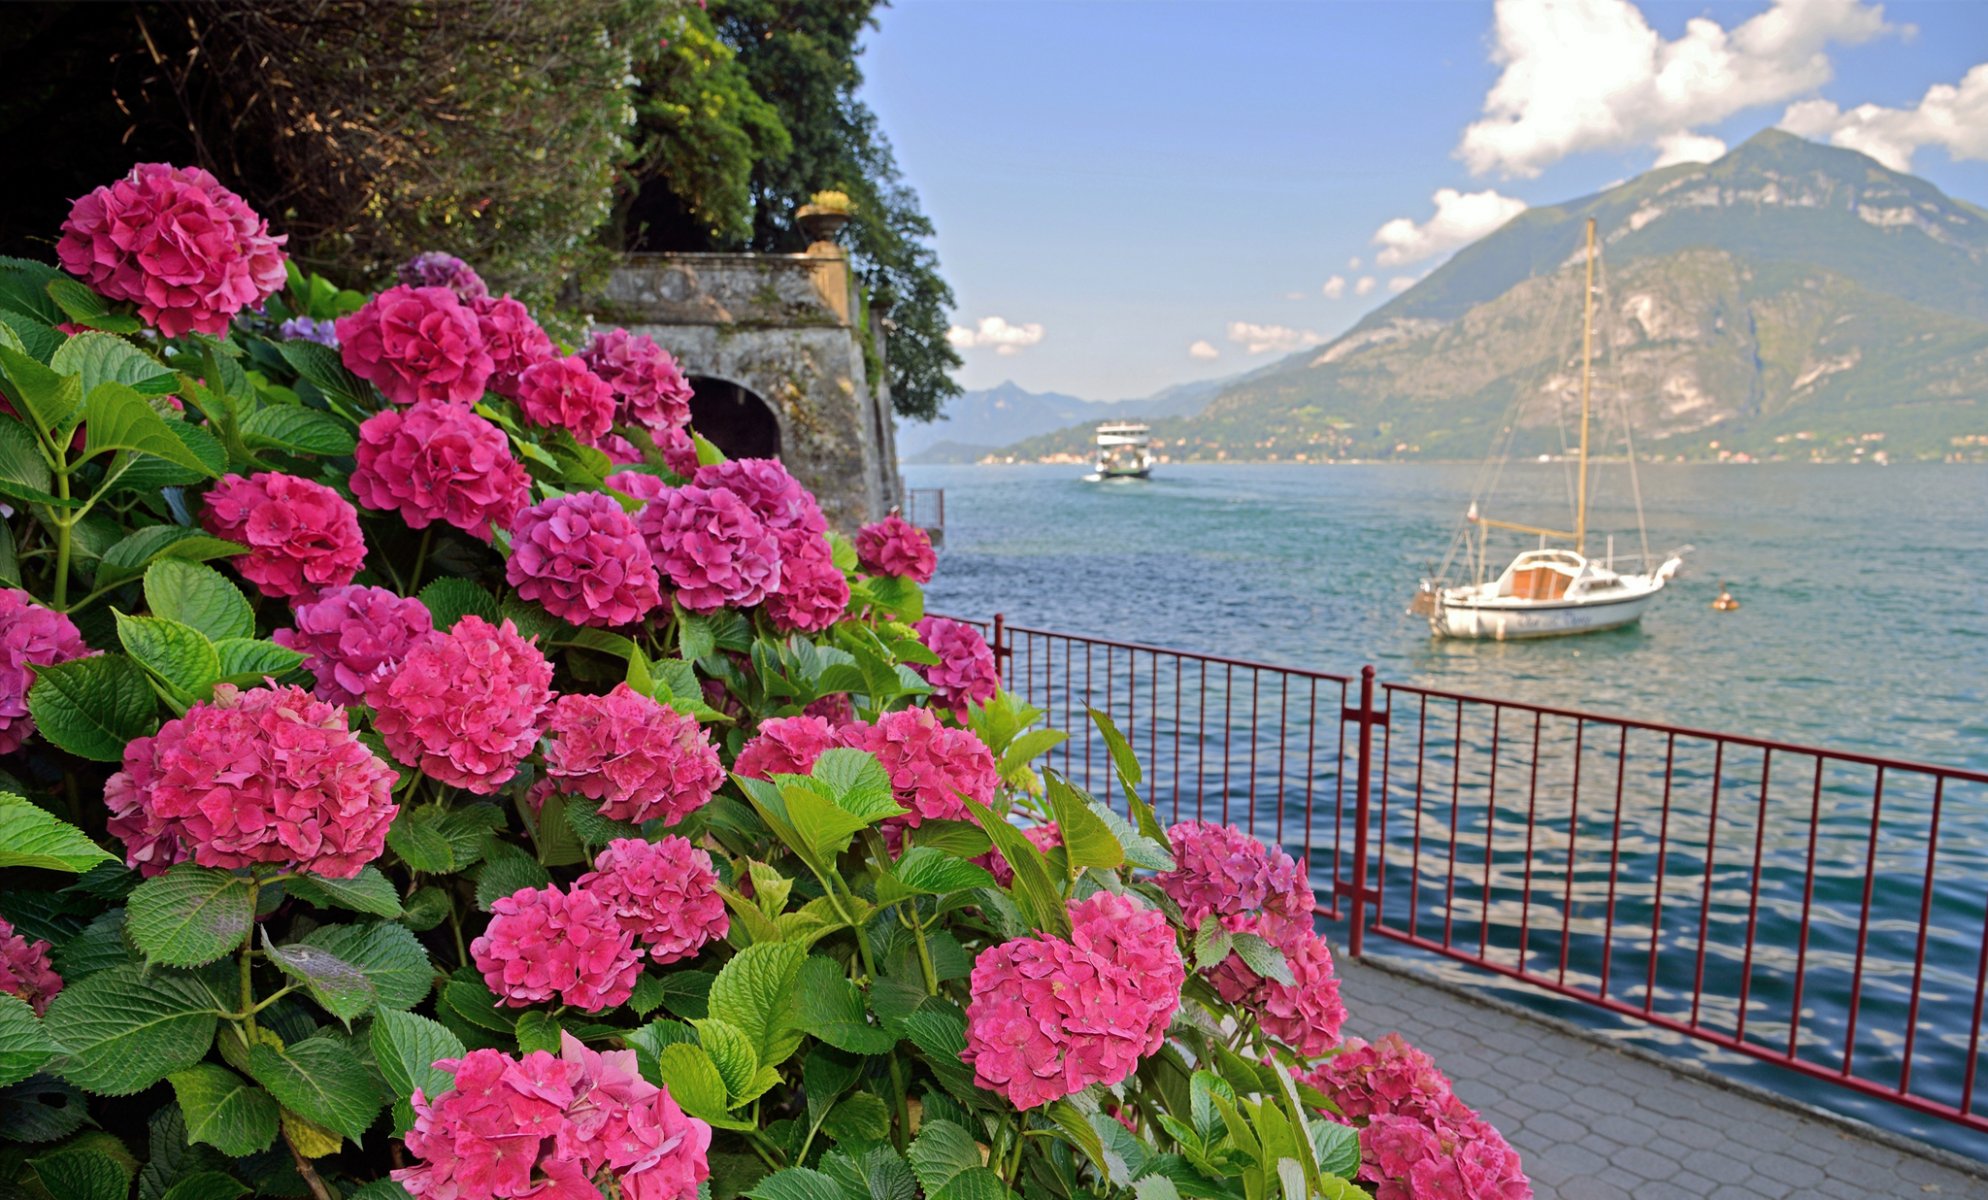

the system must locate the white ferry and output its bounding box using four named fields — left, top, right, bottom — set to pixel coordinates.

left=1090, top=421, right=1154, bottom=480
